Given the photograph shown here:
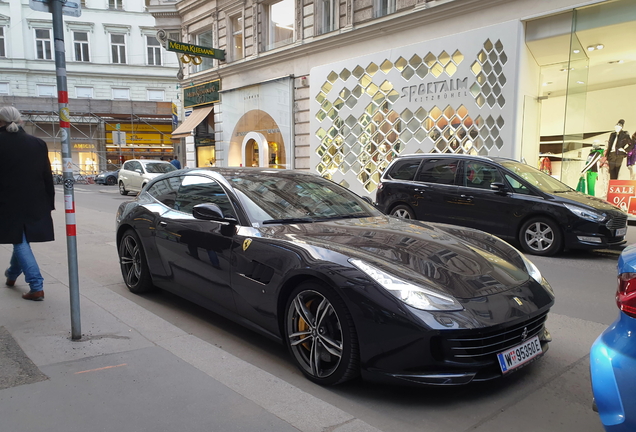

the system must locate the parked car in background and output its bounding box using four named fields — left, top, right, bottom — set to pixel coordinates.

left=118, top=159, right=176, bottom=196
left=590, top=244, right=636, bottom=432
left=95, top=169, right=119, bottom=186
left=375, top=154, right=627, bottom=256
left=116, top=168, right=555, bottom=386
